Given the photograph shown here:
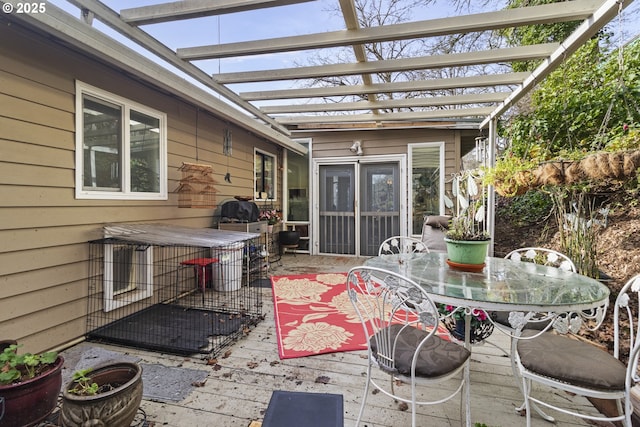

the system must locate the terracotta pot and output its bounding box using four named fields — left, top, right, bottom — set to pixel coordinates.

left=60, top=362, right=143, bottom=427
left=0, top=355, right=64, bottom=427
